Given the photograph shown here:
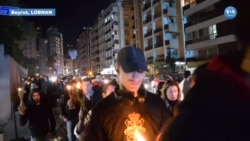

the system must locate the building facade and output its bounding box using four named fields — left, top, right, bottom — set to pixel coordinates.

left=37, top=39, right=49, bottom=74
left=141, top=0, right=188, bottom=74
left=47, top=27, right=64, bottom=74
left=76, top=28, right=91, bottom=74
left=76, top=0, right=135, bottom=74
left=18, top=36, right=38, bottom=59
left=183, top=0, right=238, bottom=68
left=97, top=0, right=135, bottom=73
